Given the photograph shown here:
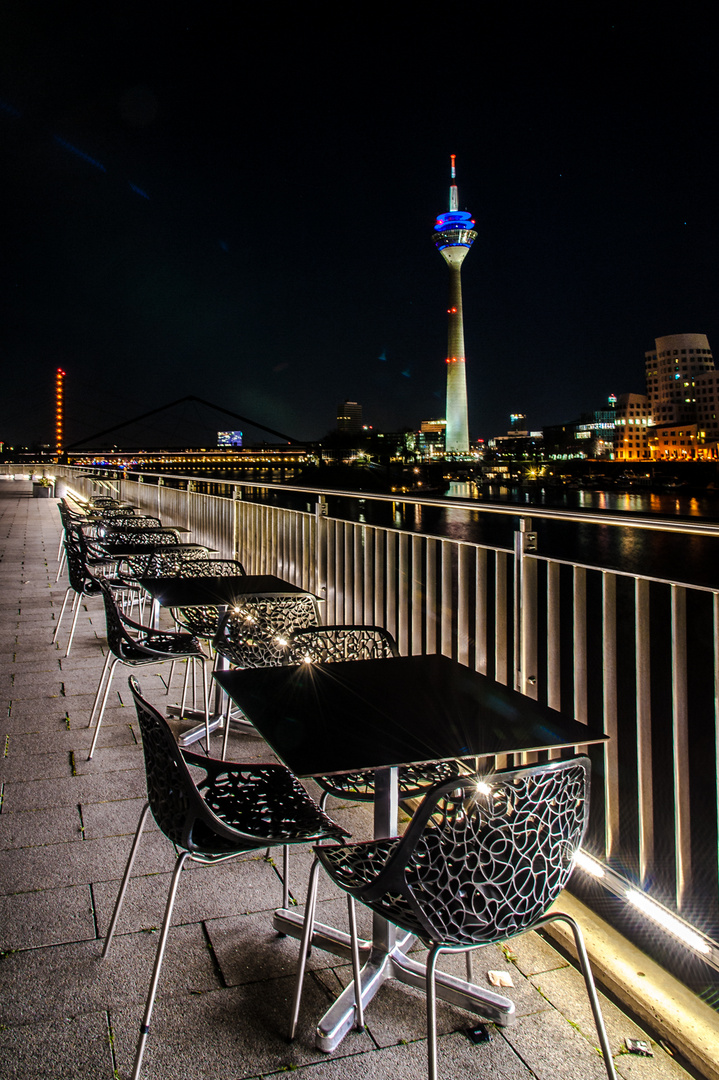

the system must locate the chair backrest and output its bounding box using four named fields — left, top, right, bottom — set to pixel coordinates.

left=96, top=578, right=144, bottom=659
left=128, top=676, right=255, bottom=853
left=99, top=515, right=161, bottom=529
left=102, top=528, right=181, bottom=547
left=289, top=625, right=398, bottom=664
left=62, top=529, right=103, bottom=597
left=356, top=758, right=590, bottom=947
left=214, top=594, right=319, bottom=668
